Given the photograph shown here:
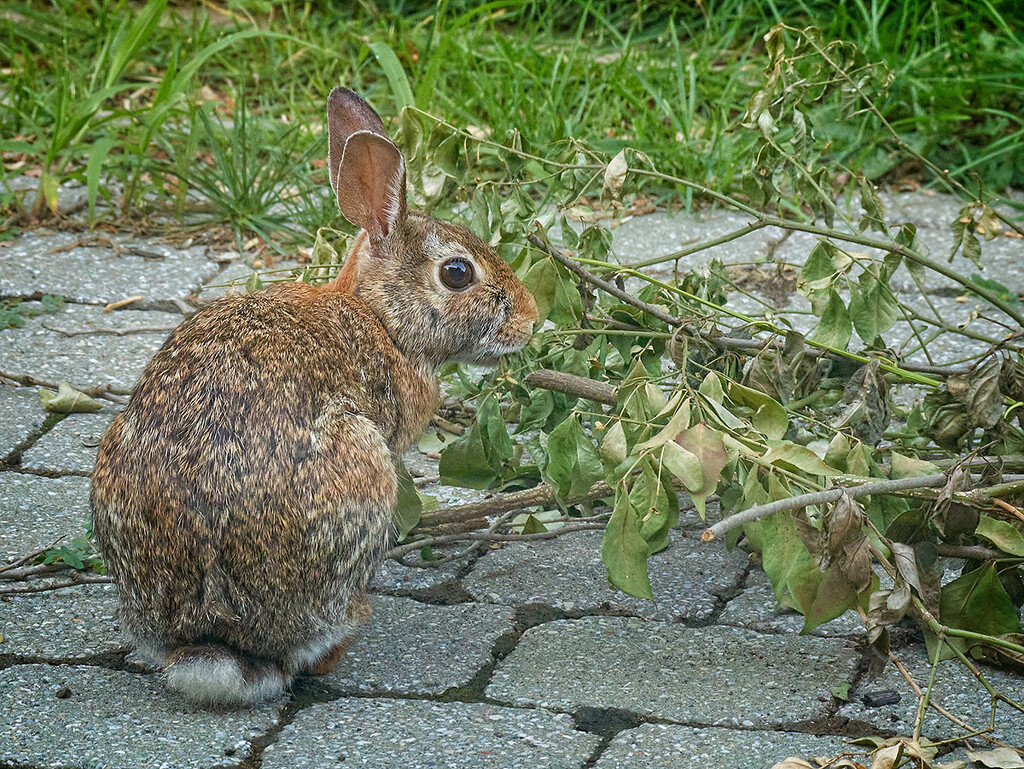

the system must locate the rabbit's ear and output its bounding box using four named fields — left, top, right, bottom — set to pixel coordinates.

left=327, top=88, right=406, bottom=242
